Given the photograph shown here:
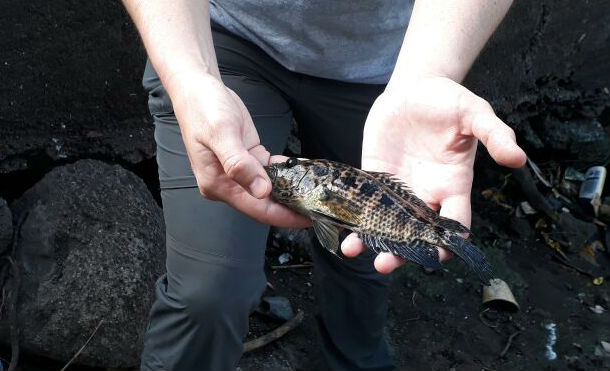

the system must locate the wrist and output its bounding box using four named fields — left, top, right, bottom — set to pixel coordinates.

left=386, top=62, right=462, bottom=93
left=163, top=64, right=222, bottom=102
